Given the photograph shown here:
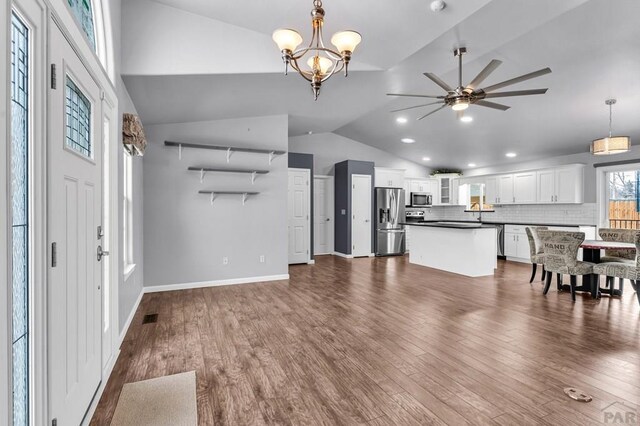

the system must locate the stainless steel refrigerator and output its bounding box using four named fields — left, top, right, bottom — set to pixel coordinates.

left=375, top=187, right=406, bottom=256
